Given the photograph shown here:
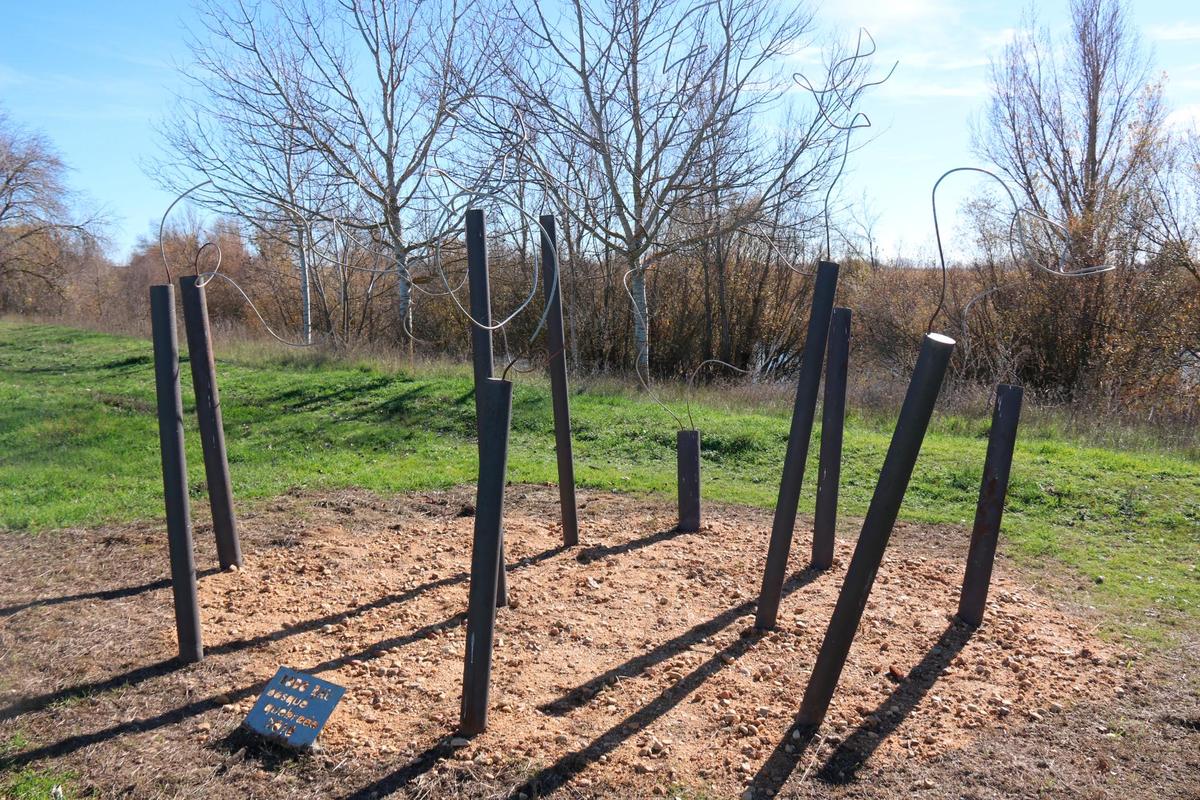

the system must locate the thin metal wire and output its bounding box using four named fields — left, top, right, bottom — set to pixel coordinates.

left=158, top=180, right=213, bottom=284
left=195, top=271, right=317, bottom=348
left=927, top=166, right=1115, bottom=333
left=685, top=359, right=754, bottom=431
